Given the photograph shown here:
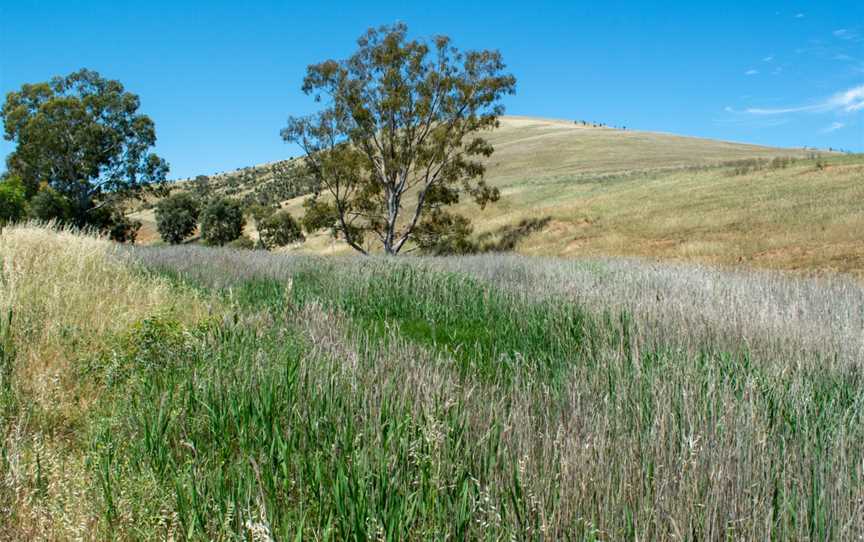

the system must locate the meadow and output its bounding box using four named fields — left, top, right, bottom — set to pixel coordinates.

left=2, top=224, right=863, bottom=540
